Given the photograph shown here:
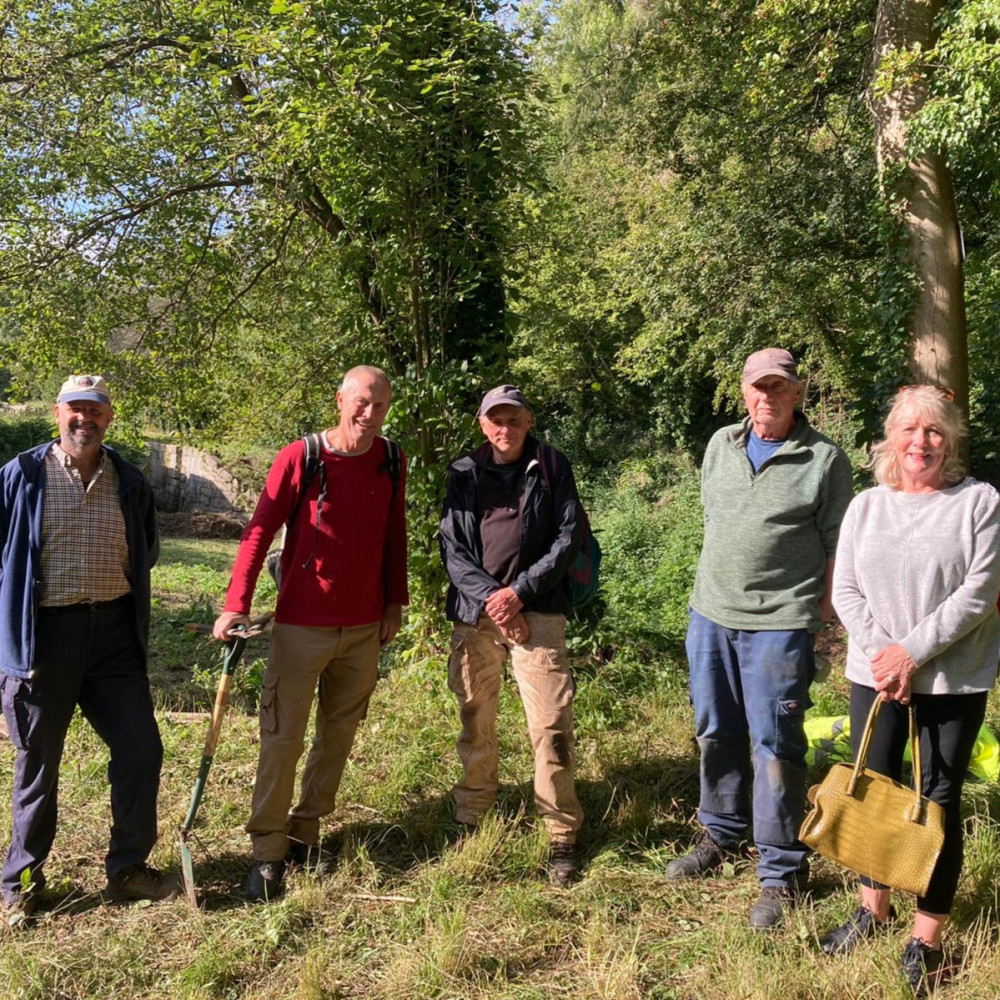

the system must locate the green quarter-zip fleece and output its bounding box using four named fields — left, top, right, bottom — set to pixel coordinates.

left=690, top=414, right=854, bottom=631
